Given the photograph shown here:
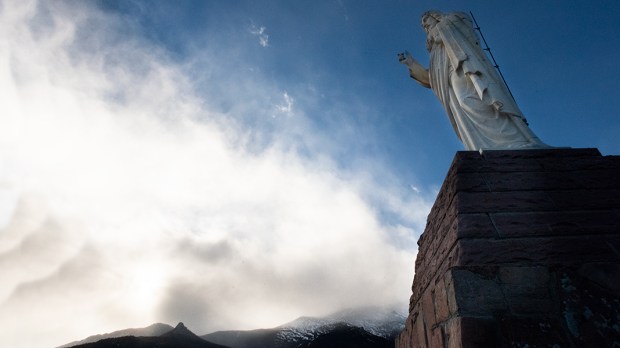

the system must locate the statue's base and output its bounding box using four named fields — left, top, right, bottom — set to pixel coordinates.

left=396, top=148, right=620, bottom=348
